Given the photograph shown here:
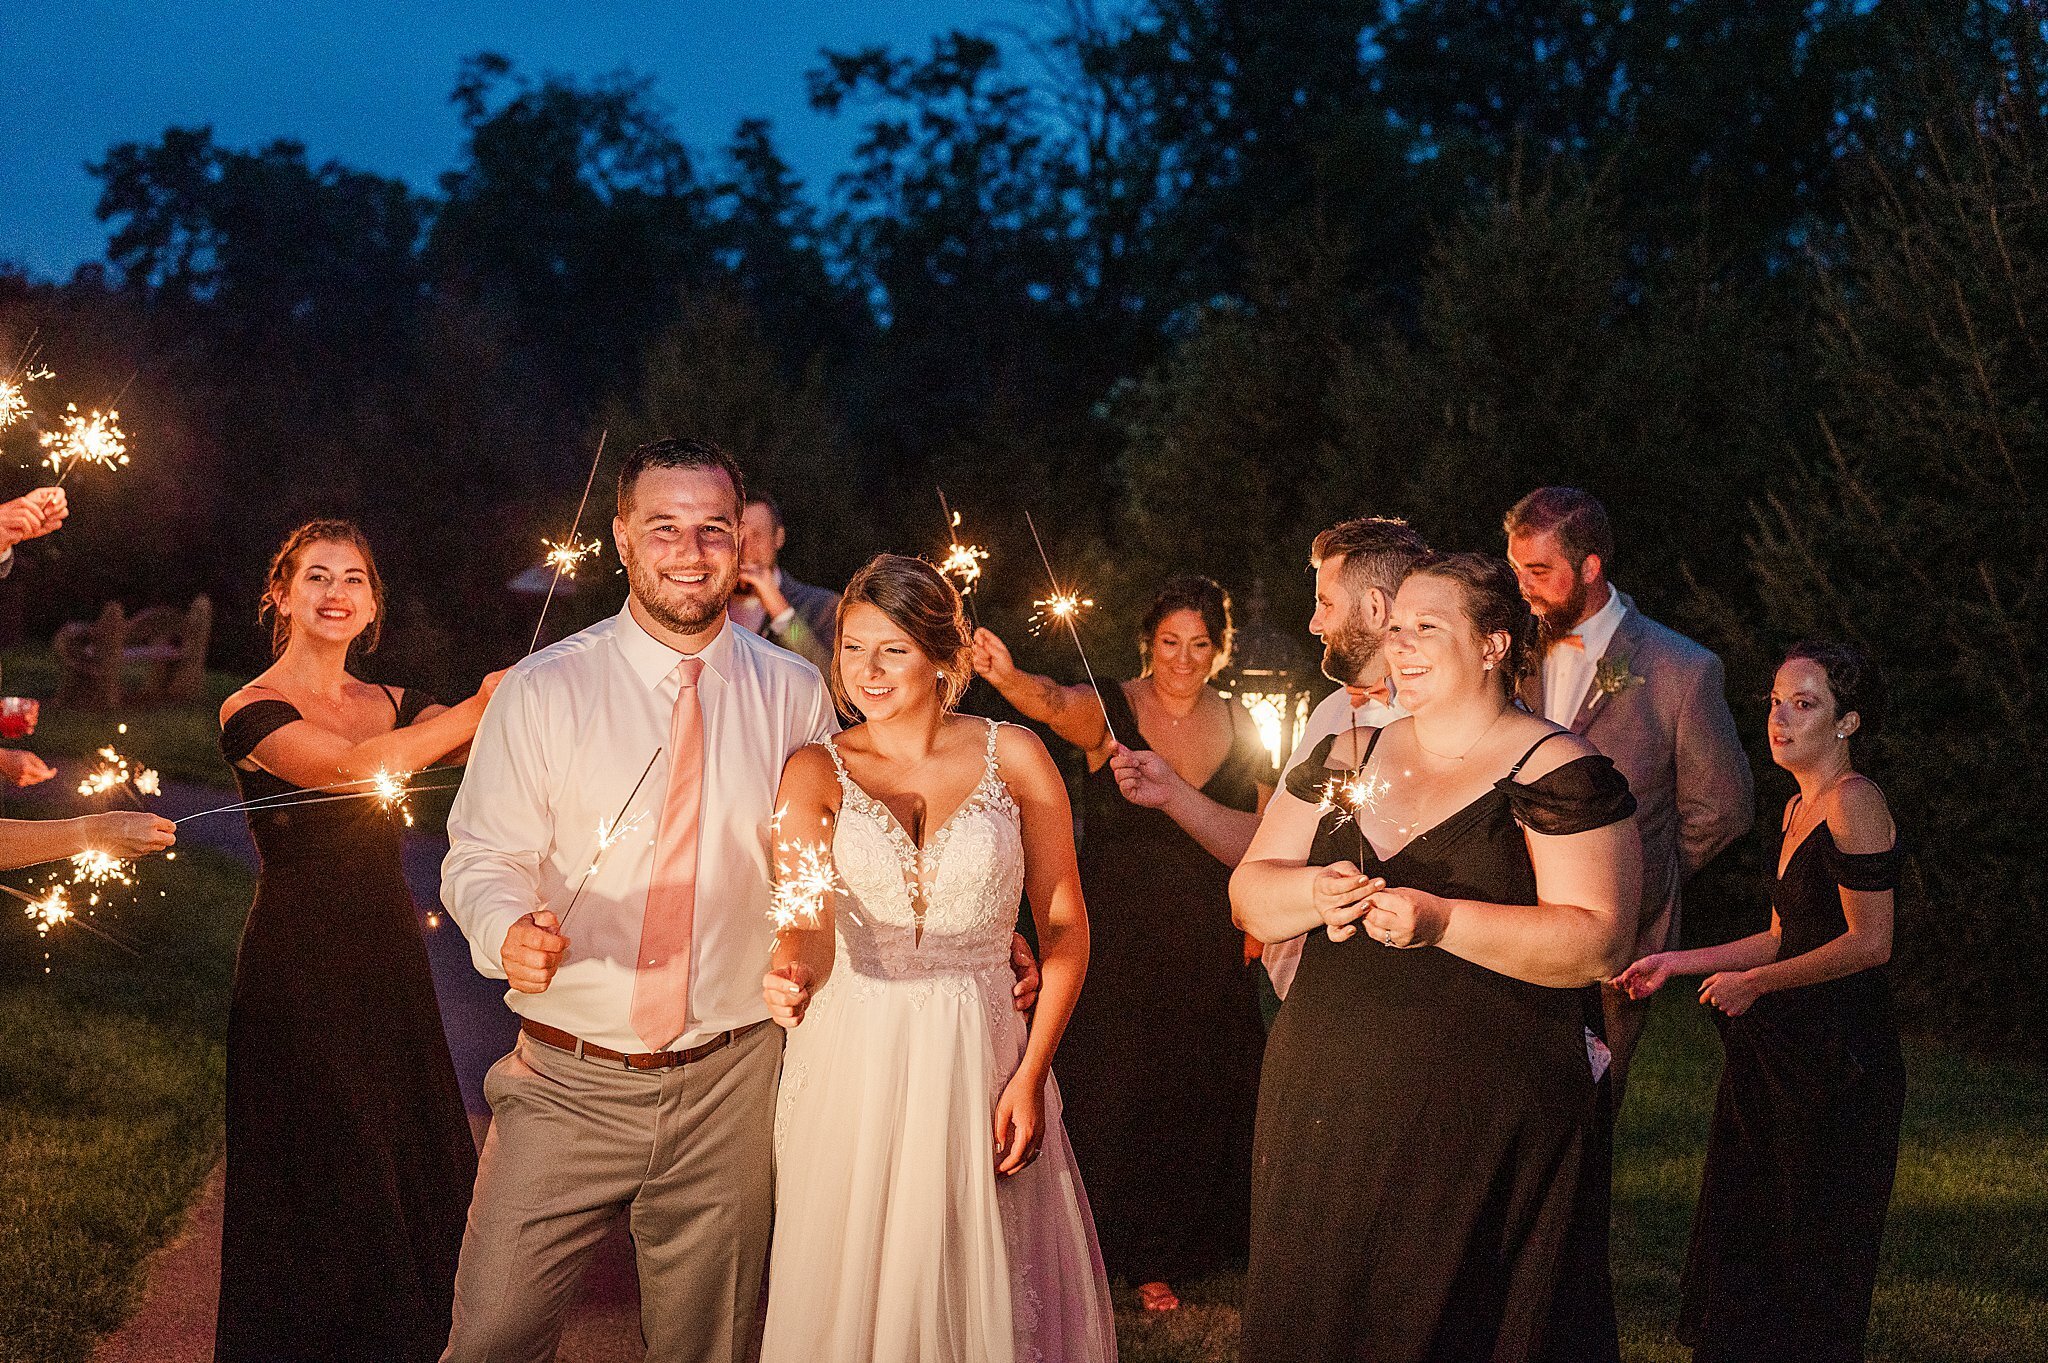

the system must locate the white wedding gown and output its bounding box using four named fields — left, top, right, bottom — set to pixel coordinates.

left=760, top=720, right=1117, bottom=1363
